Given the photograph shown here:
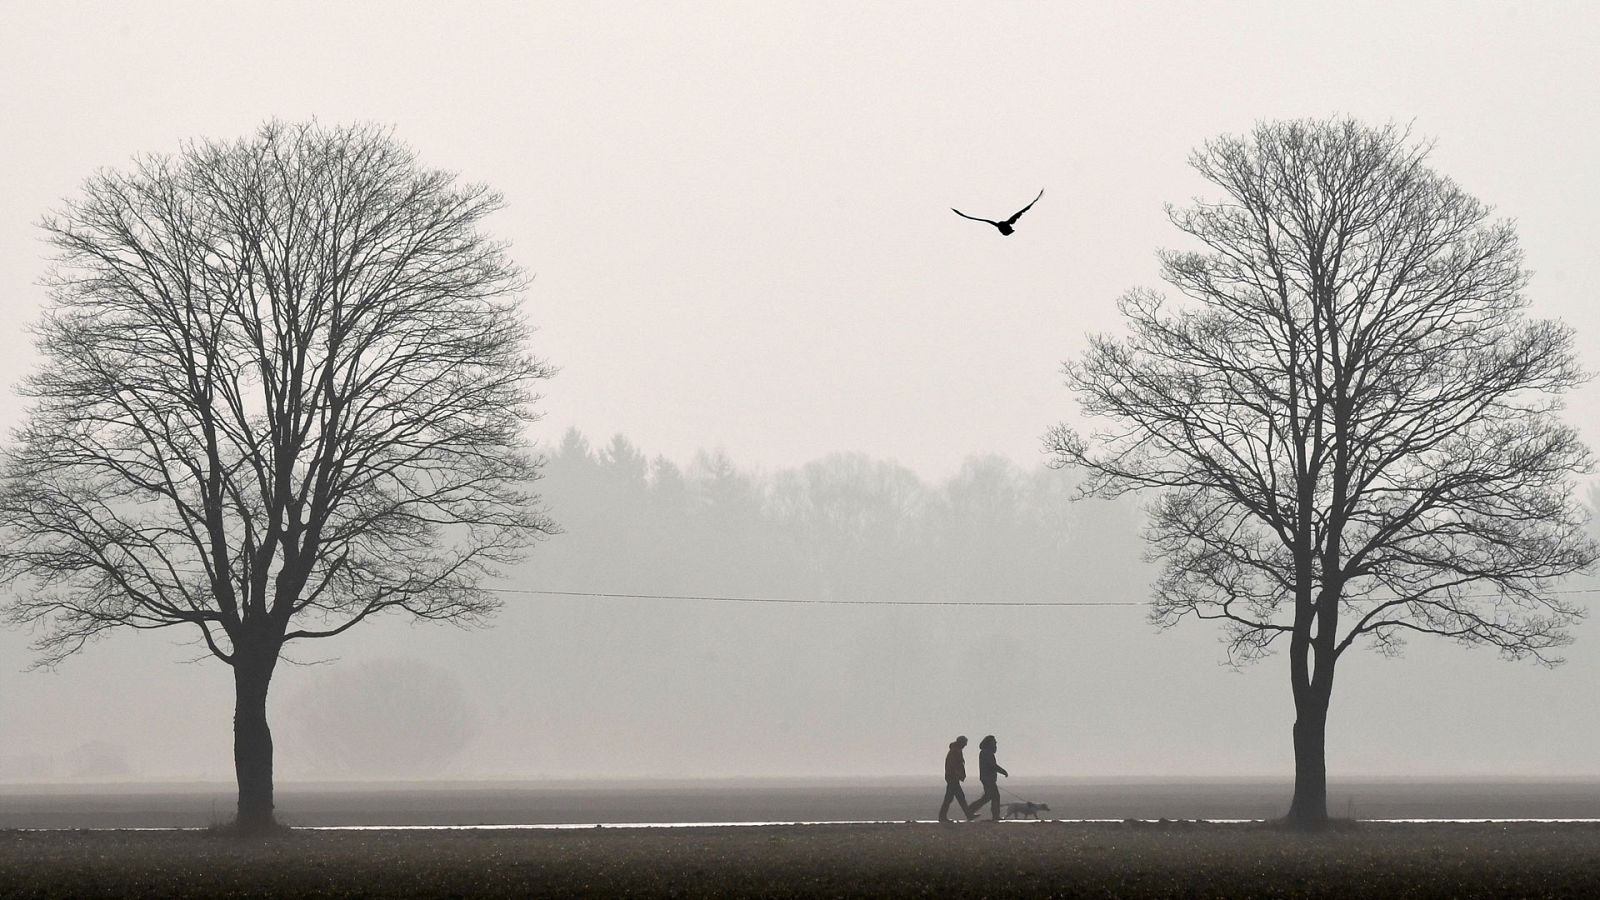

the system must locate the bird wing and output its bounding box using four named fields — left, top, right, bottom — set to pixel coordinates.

left=1003, top=189, right=1045, bottom=226
left=951, top=207, right=1000, bottom=225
